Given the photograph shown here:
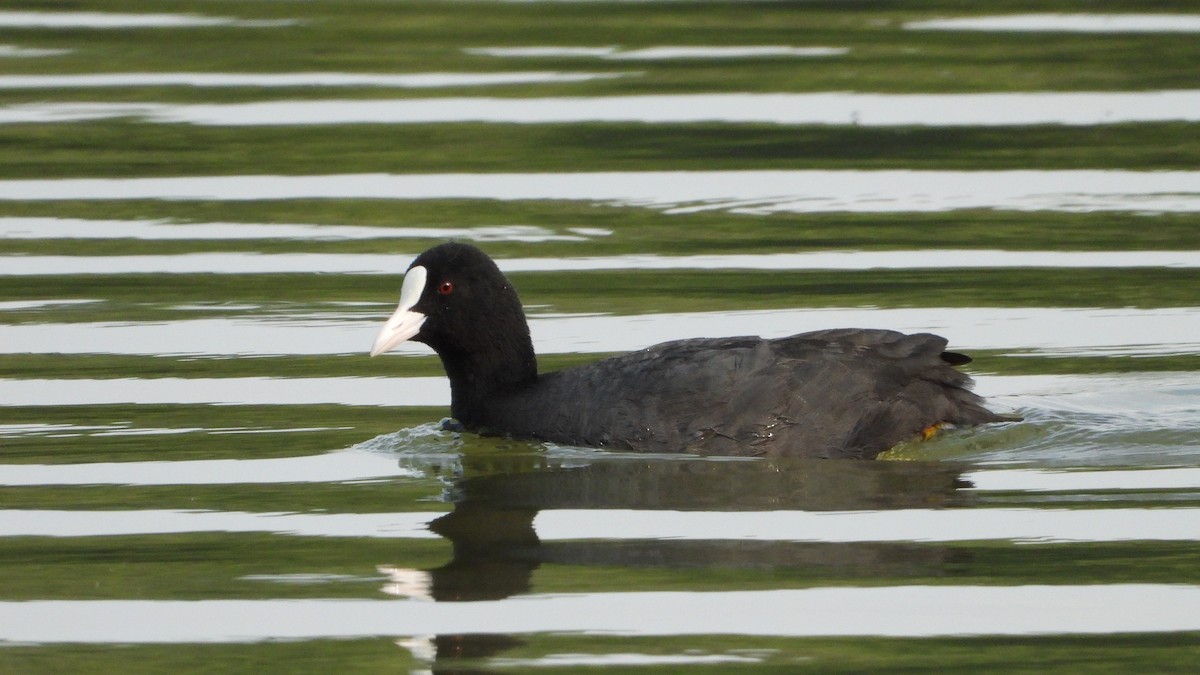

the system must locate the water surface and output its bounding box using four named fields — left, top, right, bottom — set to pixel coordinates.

left=2, top=2, right=1199, bottom=672
left=7, top=91, right=1200, bottom=126
left=465, top=45, right=850, bottom=59
left=0, top=71, right=628, bottom=90
left=3, top=170, right=1199, bottom=213
left=0, top=11, right=295, bottom=29
left=905, top=14, right=1200, bottom=33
